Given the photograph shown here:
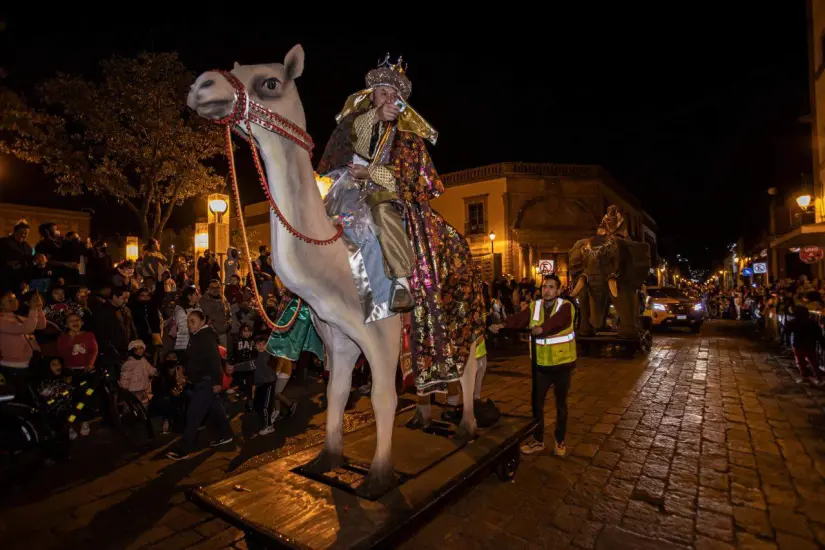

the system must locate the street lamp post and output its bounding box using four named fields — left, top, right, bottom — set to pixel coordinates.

left=488, top=230, right=496, bottom=279
left=207, top=193, right=230, bottom=281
